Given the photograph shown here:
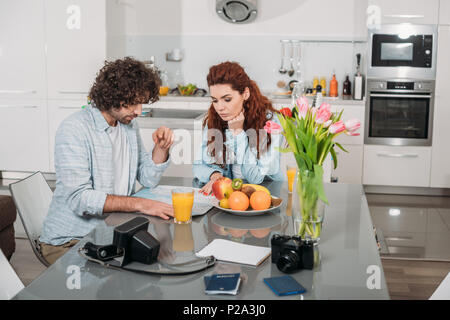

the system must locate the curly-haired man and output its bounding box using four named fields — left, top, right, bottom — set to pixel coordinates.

left=39, top=57, right=174, bottom=264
